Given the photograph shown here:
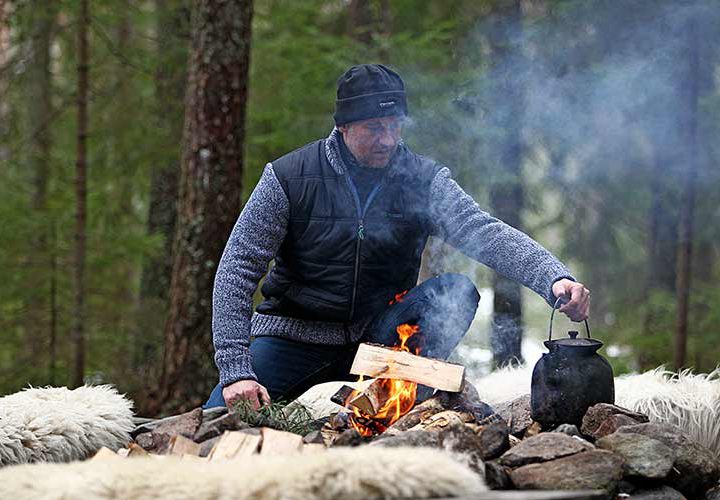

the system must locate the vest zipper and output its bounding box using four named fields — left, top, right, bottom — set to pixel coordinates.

left=344, top=174, right=384, bottom=322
